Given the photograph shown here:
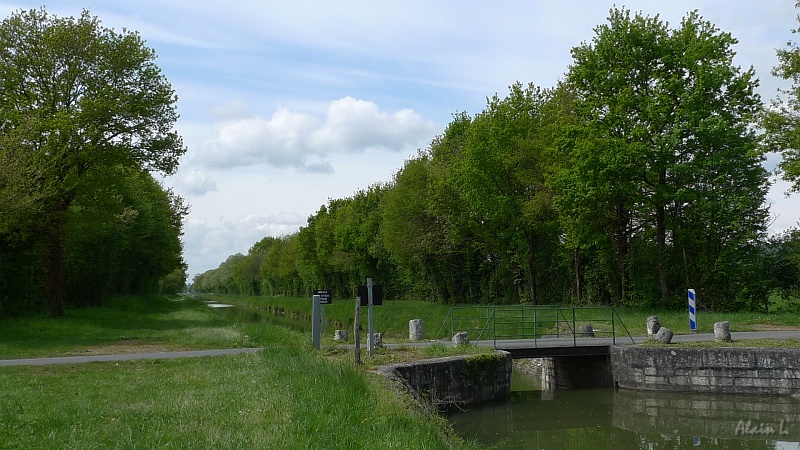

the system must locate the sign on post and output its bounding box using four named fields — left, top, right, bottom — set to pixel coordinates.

left=688, top=288, right=697, bottom=332
left=314, top=289, right=332, bottom=305
left=357, top=279, right=384, bottom=357
left=357, top=285, right=382, bottom=306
